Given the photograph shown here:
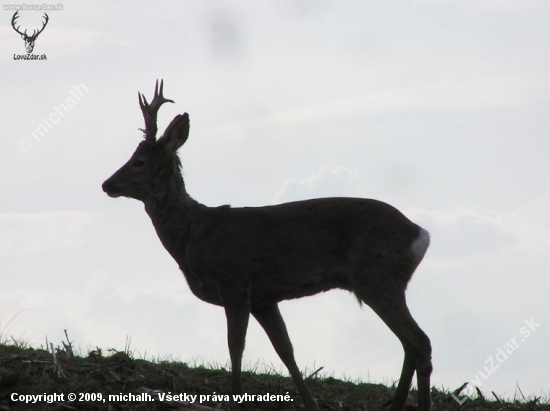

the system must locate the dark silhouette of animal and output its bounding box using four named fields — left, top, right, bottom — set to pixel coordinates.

left=102, top=80, right=432, bottom=411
